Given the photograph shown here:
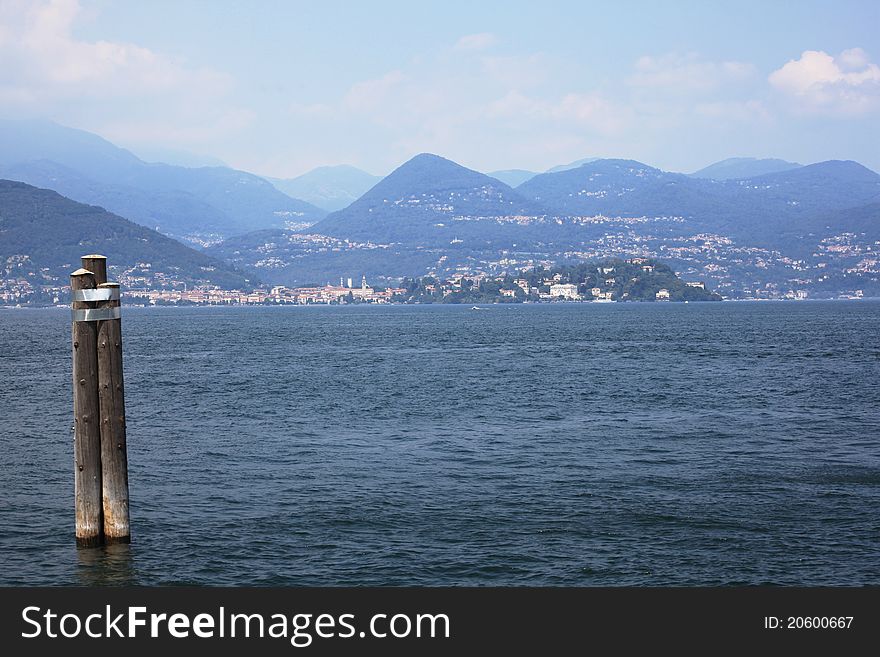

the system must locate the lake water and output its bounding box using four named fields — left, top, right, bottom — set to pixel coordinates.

left=1, top=301, right=878, bottom=586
